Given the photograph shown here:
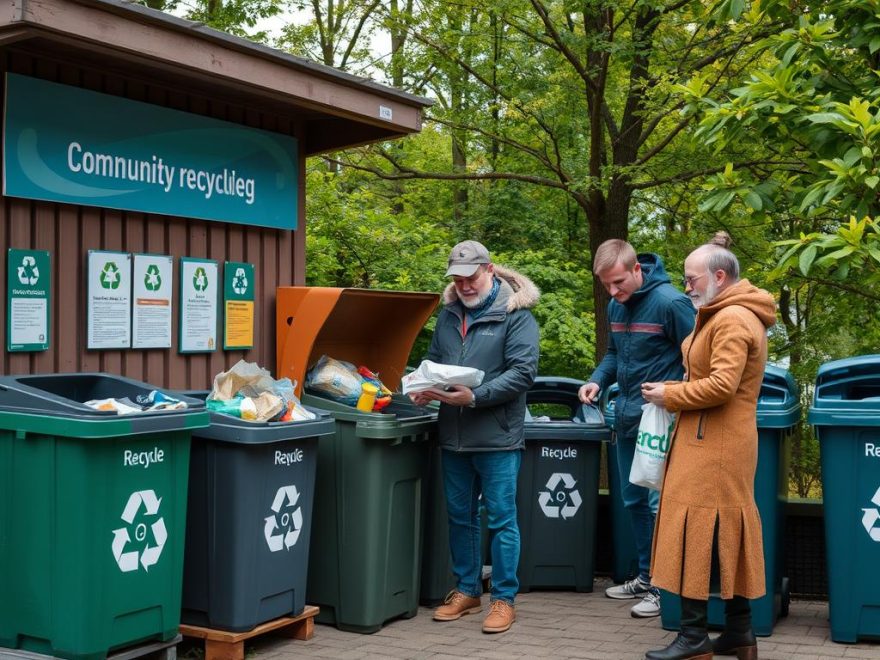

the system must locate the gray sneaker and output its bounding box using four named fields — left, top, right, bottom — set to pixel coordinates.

left=631, top=591, right=661, bottom=618
left=605, top=576, right=652, bottom=600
